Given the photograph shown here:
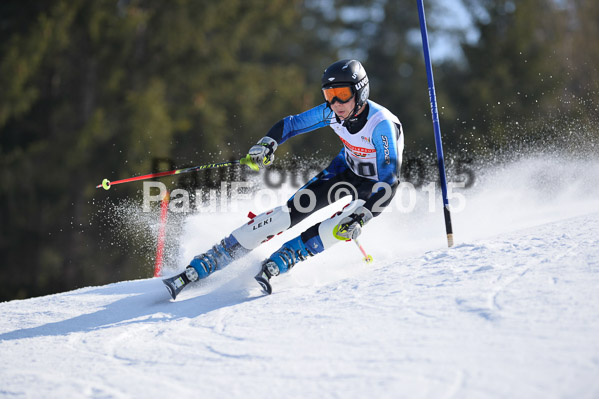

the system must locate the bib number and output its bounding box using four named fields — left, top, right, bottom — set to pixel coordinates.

left=345, top=153, right=376, bottom=178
